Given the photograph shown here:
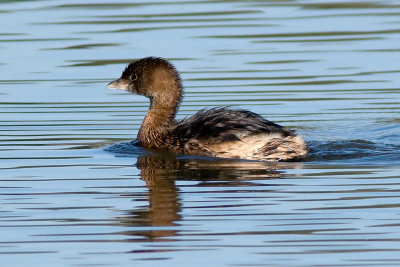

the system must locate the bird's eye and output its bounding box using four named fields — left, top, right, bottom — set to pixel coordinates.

left=130, top=74, right=137, bottom=81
